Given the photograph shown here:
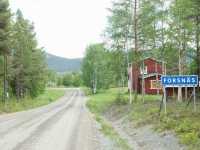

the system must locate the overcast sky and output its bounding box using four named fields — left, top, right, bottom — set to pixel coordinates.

left=9, top=0, right=111, bottom=58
